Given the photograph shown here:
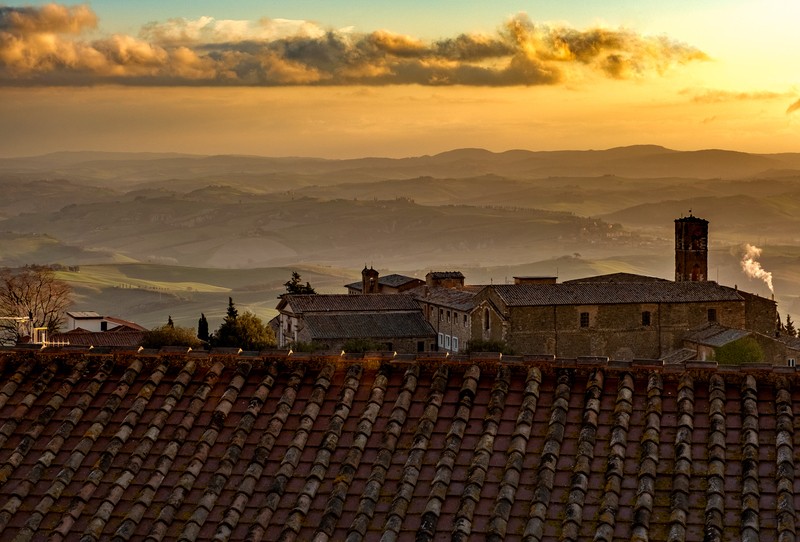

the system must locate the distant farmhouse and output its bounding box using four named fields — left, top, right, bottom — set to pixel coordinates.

left=49, top=311, right=147, bottom=348
left=284, top=214, right=791, bottom=364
